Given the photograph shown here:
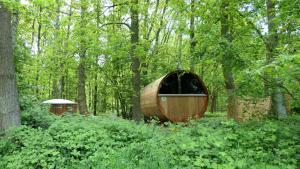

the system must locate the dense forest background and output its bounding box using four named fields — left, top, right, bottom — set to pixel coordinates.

left=1, top=0, right=300, bottom=168
left=3, top=0, right=298, bottom=120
